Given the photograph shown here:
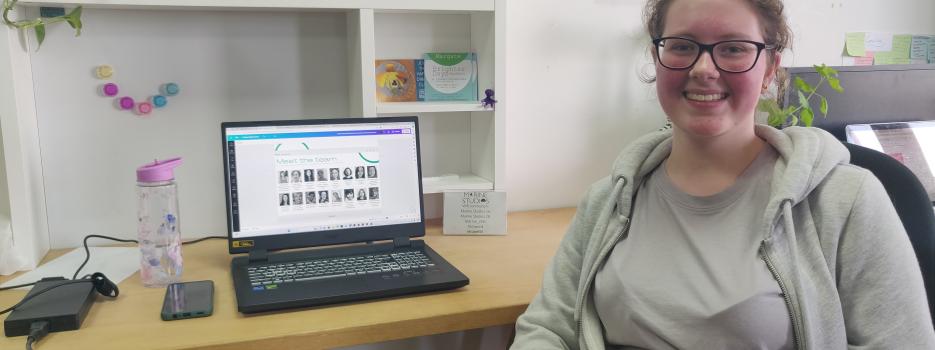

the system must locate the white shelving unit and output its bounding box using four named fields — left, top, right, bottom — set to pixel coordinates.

left=0, top=0, right=505, bottom=266
left=16, top=0, right=495, bottom=11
